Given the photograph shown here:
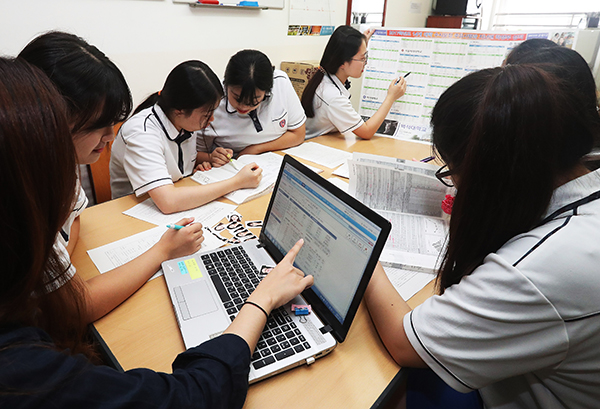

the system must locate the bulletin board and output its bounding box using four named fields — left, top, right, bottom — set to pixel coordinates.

left=359, top=28, right=555, bottom=142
